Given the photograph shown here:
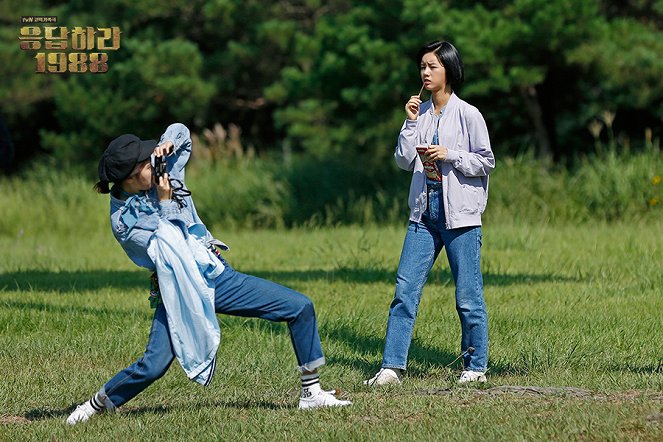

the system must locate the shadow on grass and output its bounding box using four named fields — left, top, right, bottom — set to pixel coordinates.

left=1, top=299, right=153, bottom=320
left=0, top=265, right=579, bottom=294
left=241, top=266, right=580, bottom=287
left=22, top=399, right=286, bottom=422
left=24, top=405, right=73, bottom=421
left=606, top=363, right=663, bottom=374
left=122, top=398, right=287, bottom=416
left=0, top=270, right=150, bottom=293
